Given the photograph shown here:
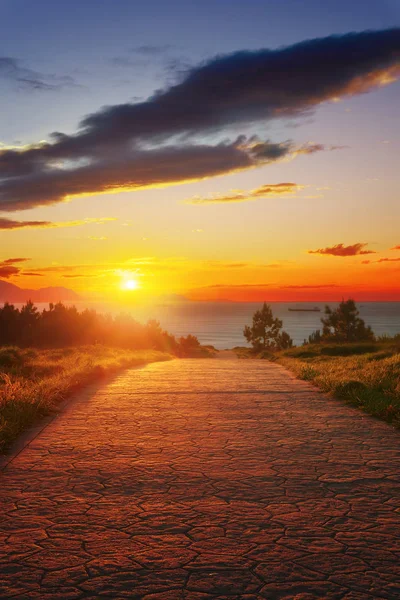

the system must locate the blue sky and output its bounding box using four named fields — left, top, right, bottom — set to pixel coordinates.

left=1, top=0, right=398, bottom=142
left=0, top=0, right=399, bottom=301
